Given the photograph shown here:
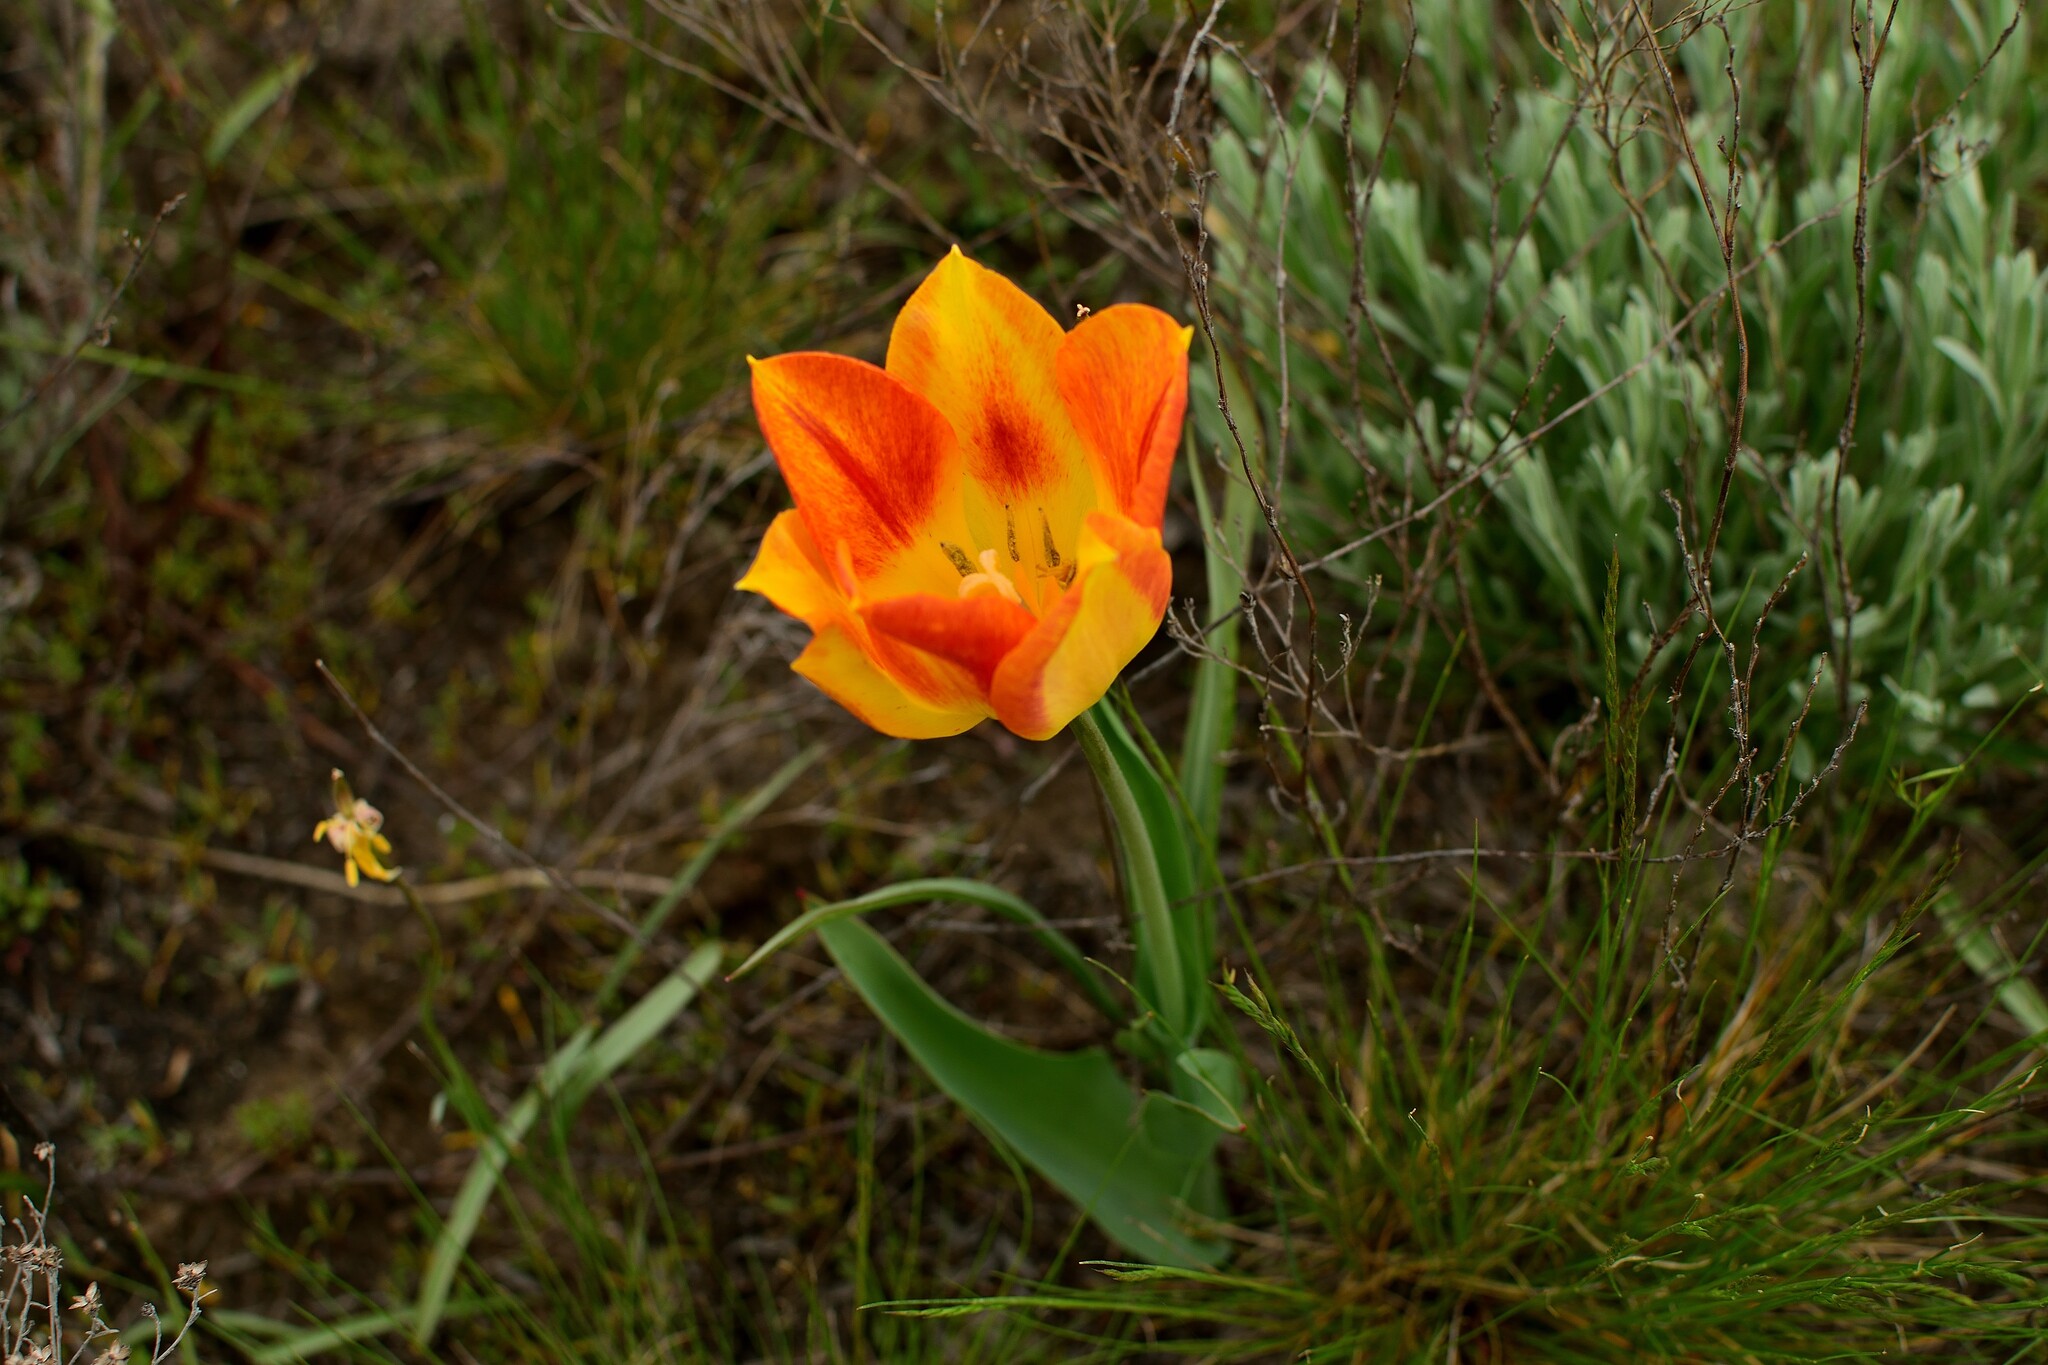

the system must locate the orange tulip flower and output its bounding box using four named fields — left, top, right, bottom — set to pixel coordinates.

left=737, top=248, right=1191, bottom=740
